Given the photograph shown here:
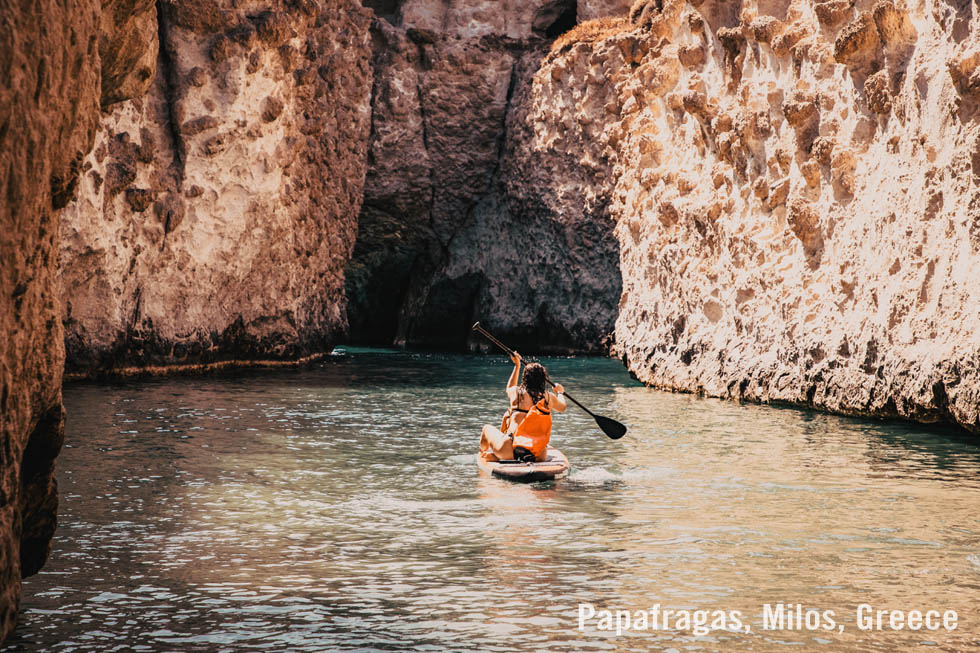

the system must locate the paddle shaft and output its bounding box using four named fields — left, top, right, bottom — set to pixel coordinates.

left=471, top=323, right=595, bottom=417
